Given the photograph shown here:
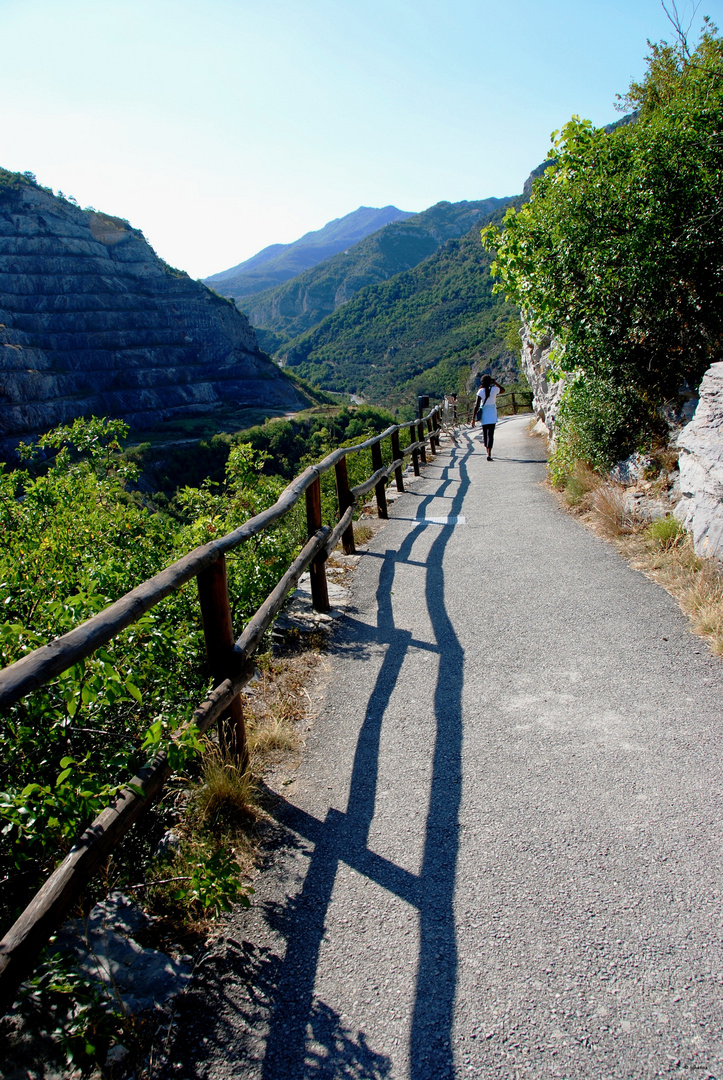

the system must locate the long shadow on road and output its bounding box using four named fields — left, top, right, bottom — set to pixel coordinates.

left=260, top=444, right=472, bottom=1079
